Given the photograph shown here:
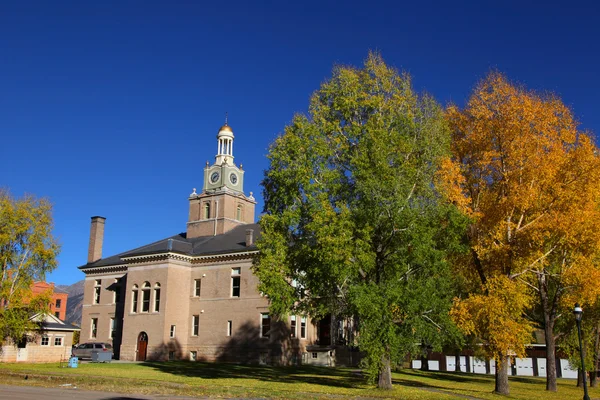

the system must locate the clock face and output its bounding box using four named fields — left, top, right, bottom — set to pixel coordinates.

left=229, top=173, right=238, bottom=185
left=210, top=171, right=220, bottom=183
